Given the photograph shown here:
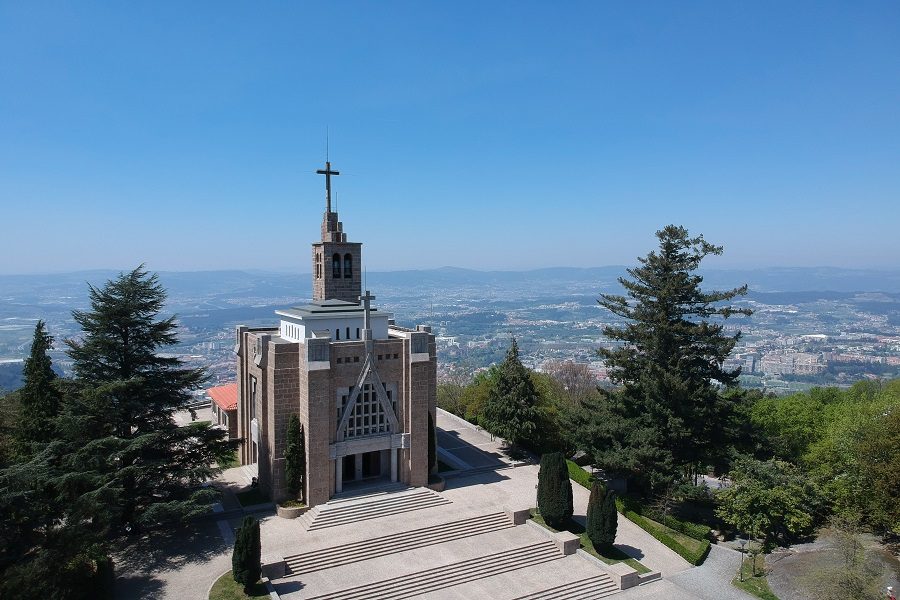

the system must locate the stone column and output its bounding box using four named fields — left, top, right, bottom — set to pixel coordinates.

left=335, top=456, right=342, bottom=494
left=390, top=448, right=398, bottom=482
